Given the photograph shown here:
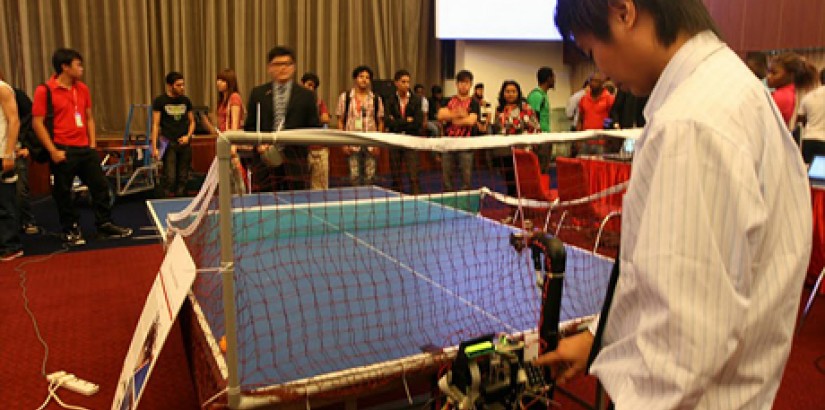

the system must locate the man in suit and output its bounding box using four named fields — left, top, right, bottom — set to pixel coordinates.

left=384, top=69, right=424, bottom=194
left=245, top=46, right=320, bottom=191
